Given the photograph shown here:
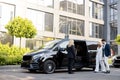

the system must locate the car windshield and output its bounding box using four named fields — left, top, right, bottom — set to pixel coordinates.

left=43, top=40, right=60, bottom=49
